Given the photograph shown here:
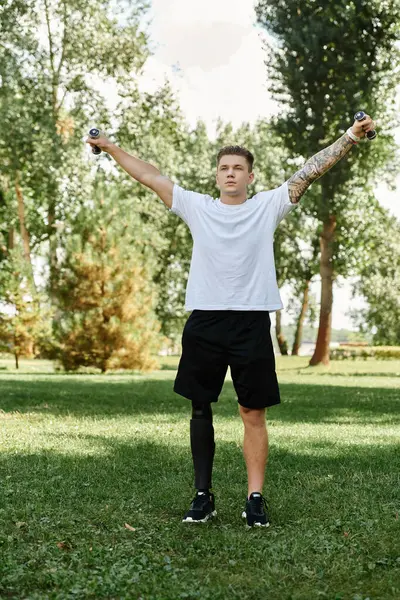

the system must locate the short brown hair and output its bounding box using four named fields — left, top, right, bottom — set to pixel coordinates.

left=217, top=146, right=254, bottom=172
